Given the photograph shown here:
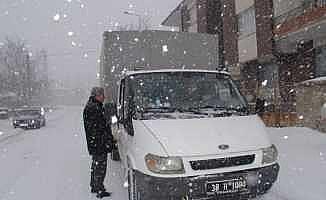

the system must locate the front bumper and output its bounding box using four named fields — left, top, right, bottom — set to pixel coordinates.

left=134, top=163, right=279, bottom=200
